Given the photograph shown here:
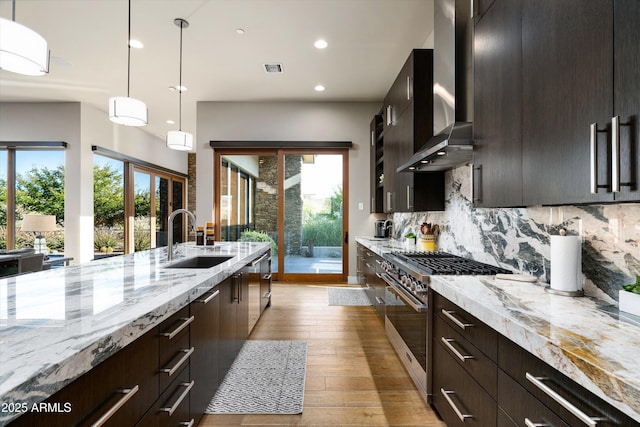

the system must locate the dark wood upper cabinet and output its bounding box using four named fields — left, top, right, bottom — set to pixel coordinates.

left=474, top=0, right=639, bottom=206
left=473, top=0, right=523, bottom=207
left=613, top=0, right=640, bottom=201
left=380, top=49, right=444, bottom=213
left=522, top=0, right=613, bottom=206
